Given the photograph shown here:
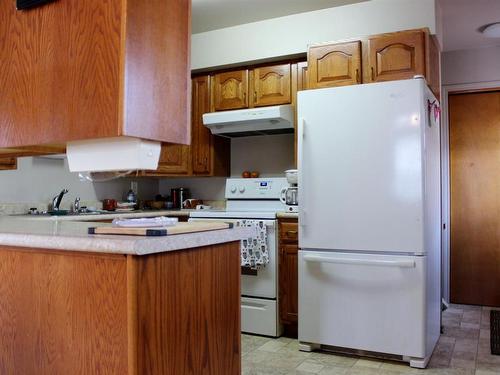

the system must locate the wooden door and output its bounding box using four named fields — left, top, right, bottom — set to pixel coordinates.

left=366, top=30, right=425, bottom=83
left=449, top=91, right=500, bottom=307
left=252, top=64, right=291, bottom=107
left=308, top=41, right=361, bottom=89
left=191, top=76, right=212, bottom=175
left=211, top=70, right=248, bottom=111
left=145, top=143, right=190, bottom=175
